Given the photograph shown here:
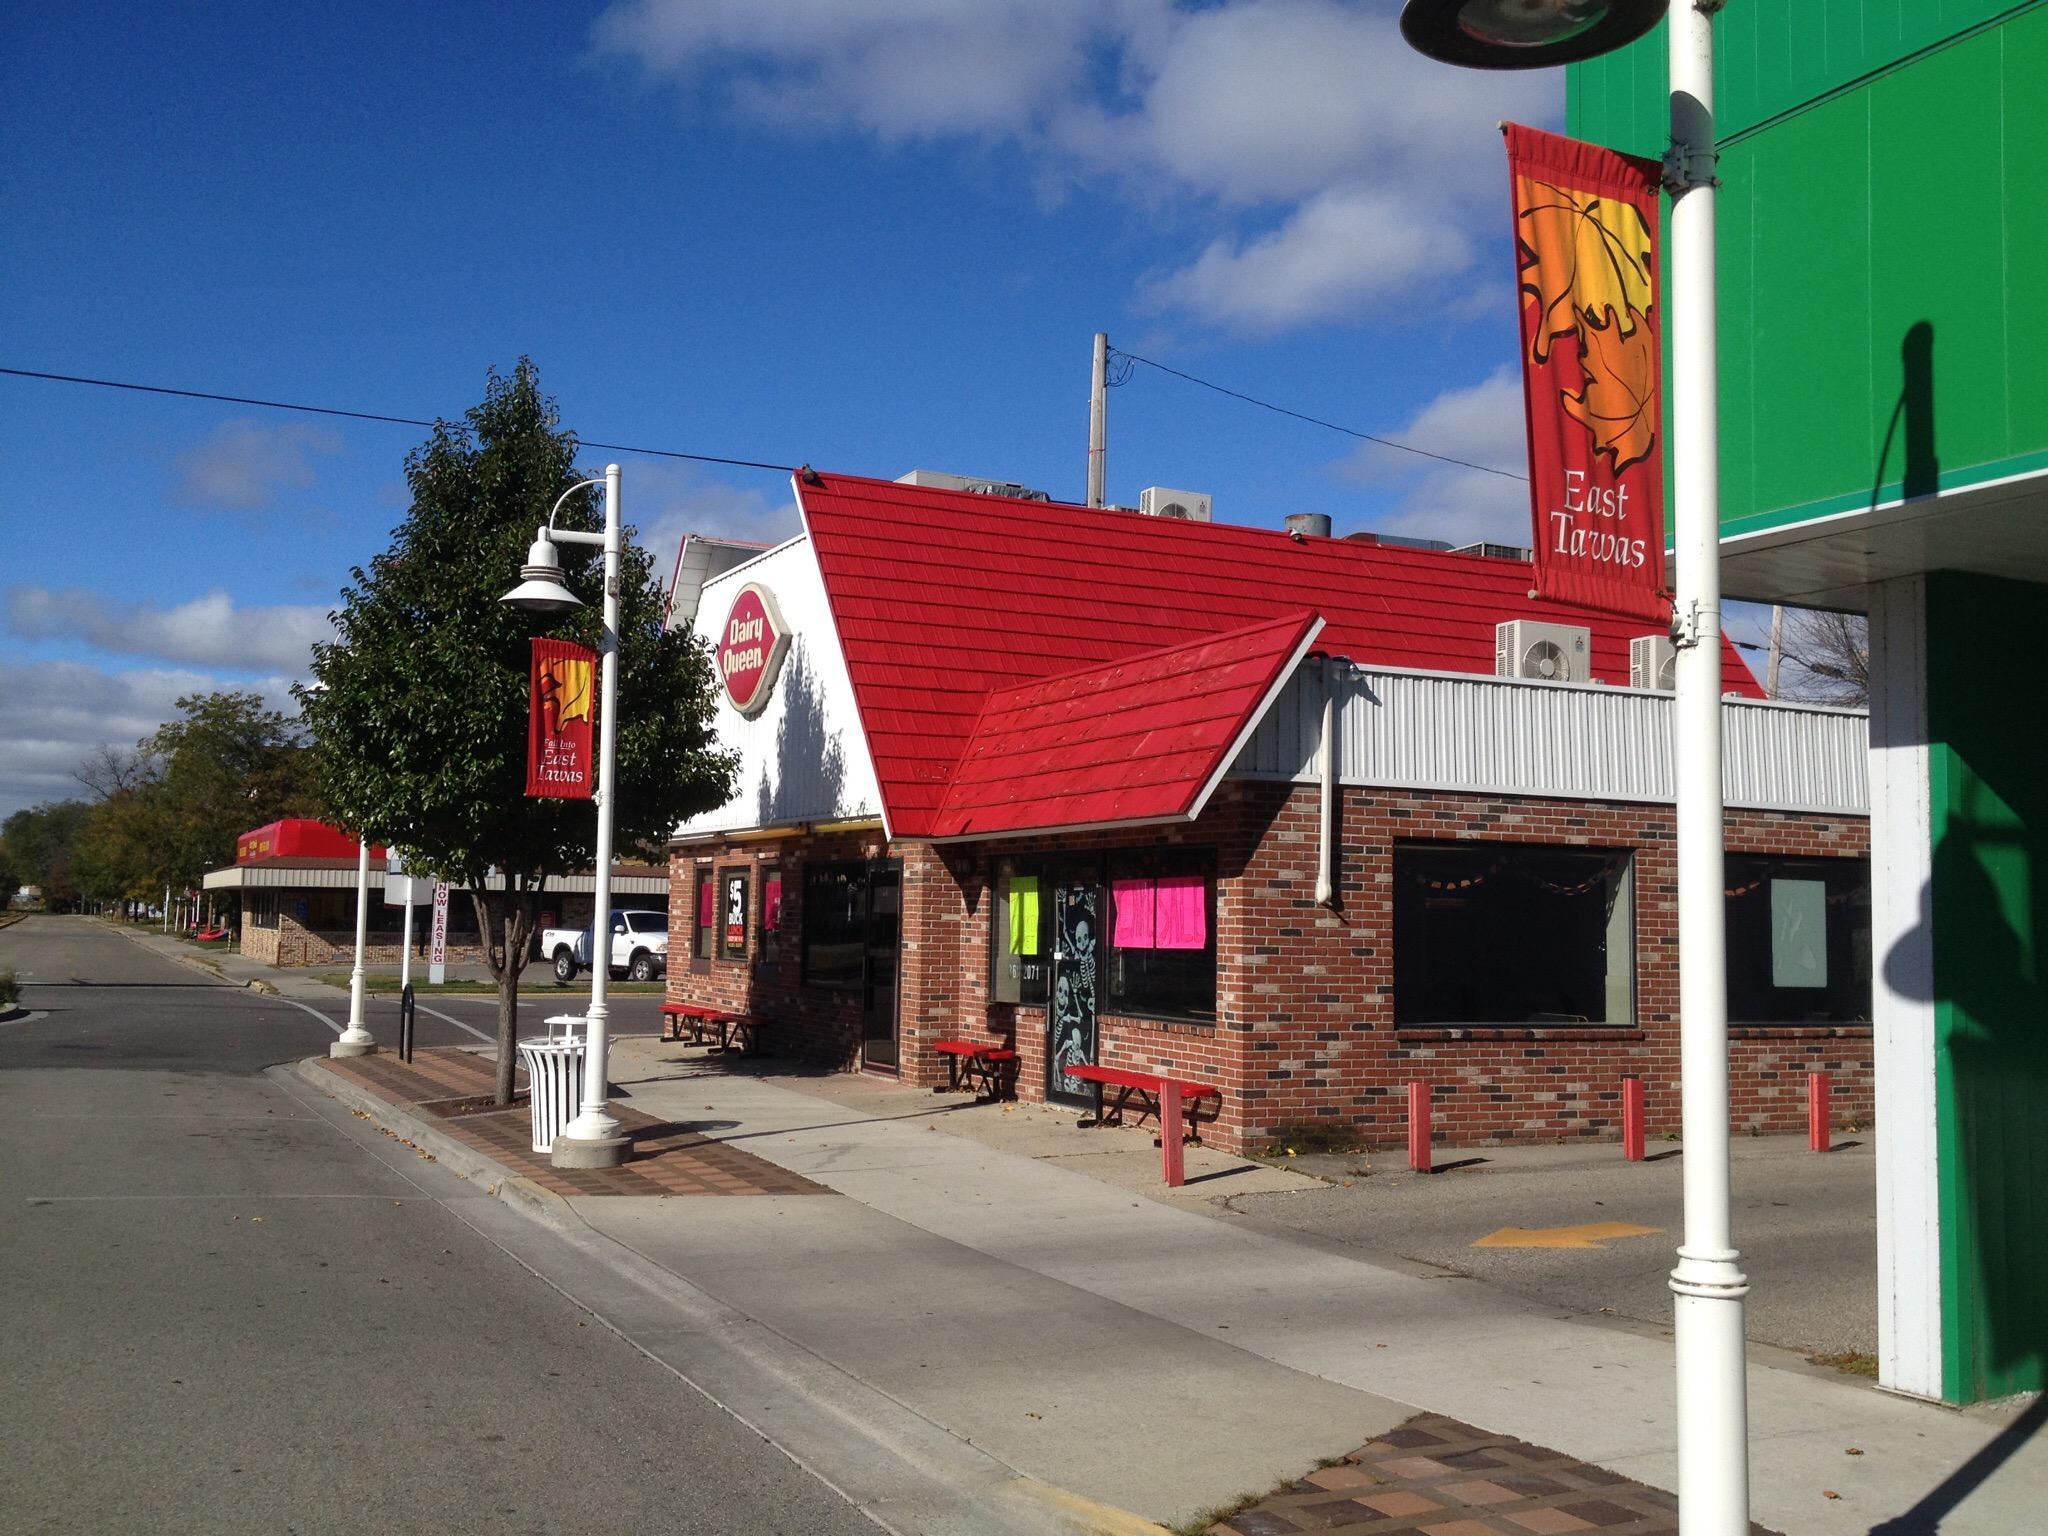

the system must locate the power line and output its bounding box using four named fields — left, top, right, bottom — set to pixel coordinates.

left=0, top=366, right=795, bottom=474
left=1110, top=348, right=1528, bottom=483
